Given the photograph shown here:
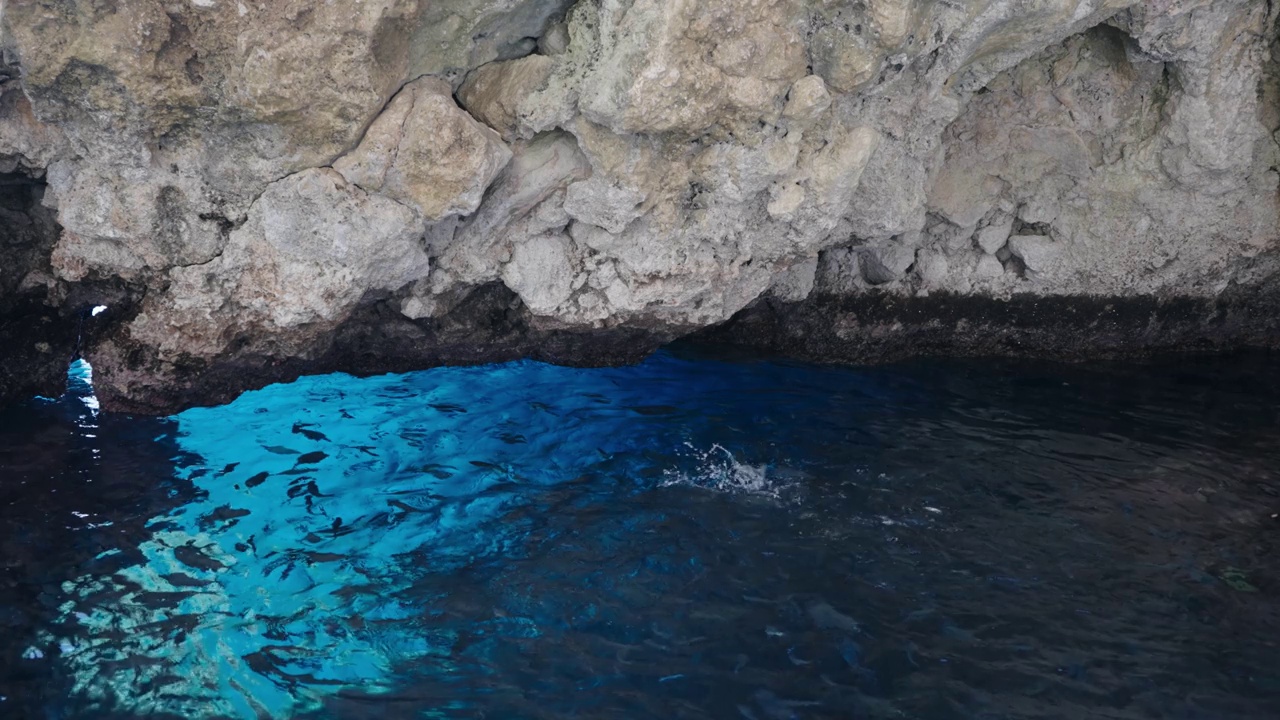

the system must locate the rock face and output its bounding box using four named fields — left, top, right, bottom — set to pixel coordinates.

left=0, top=0, right=1278, bottom=411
